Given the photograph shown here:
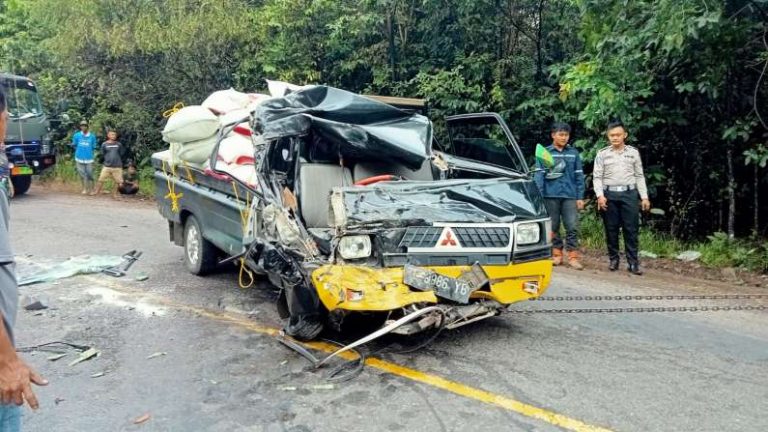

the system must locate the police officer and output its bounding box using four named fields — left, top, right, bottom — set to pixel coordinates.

left=593, top=120, right=650, bottom=275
